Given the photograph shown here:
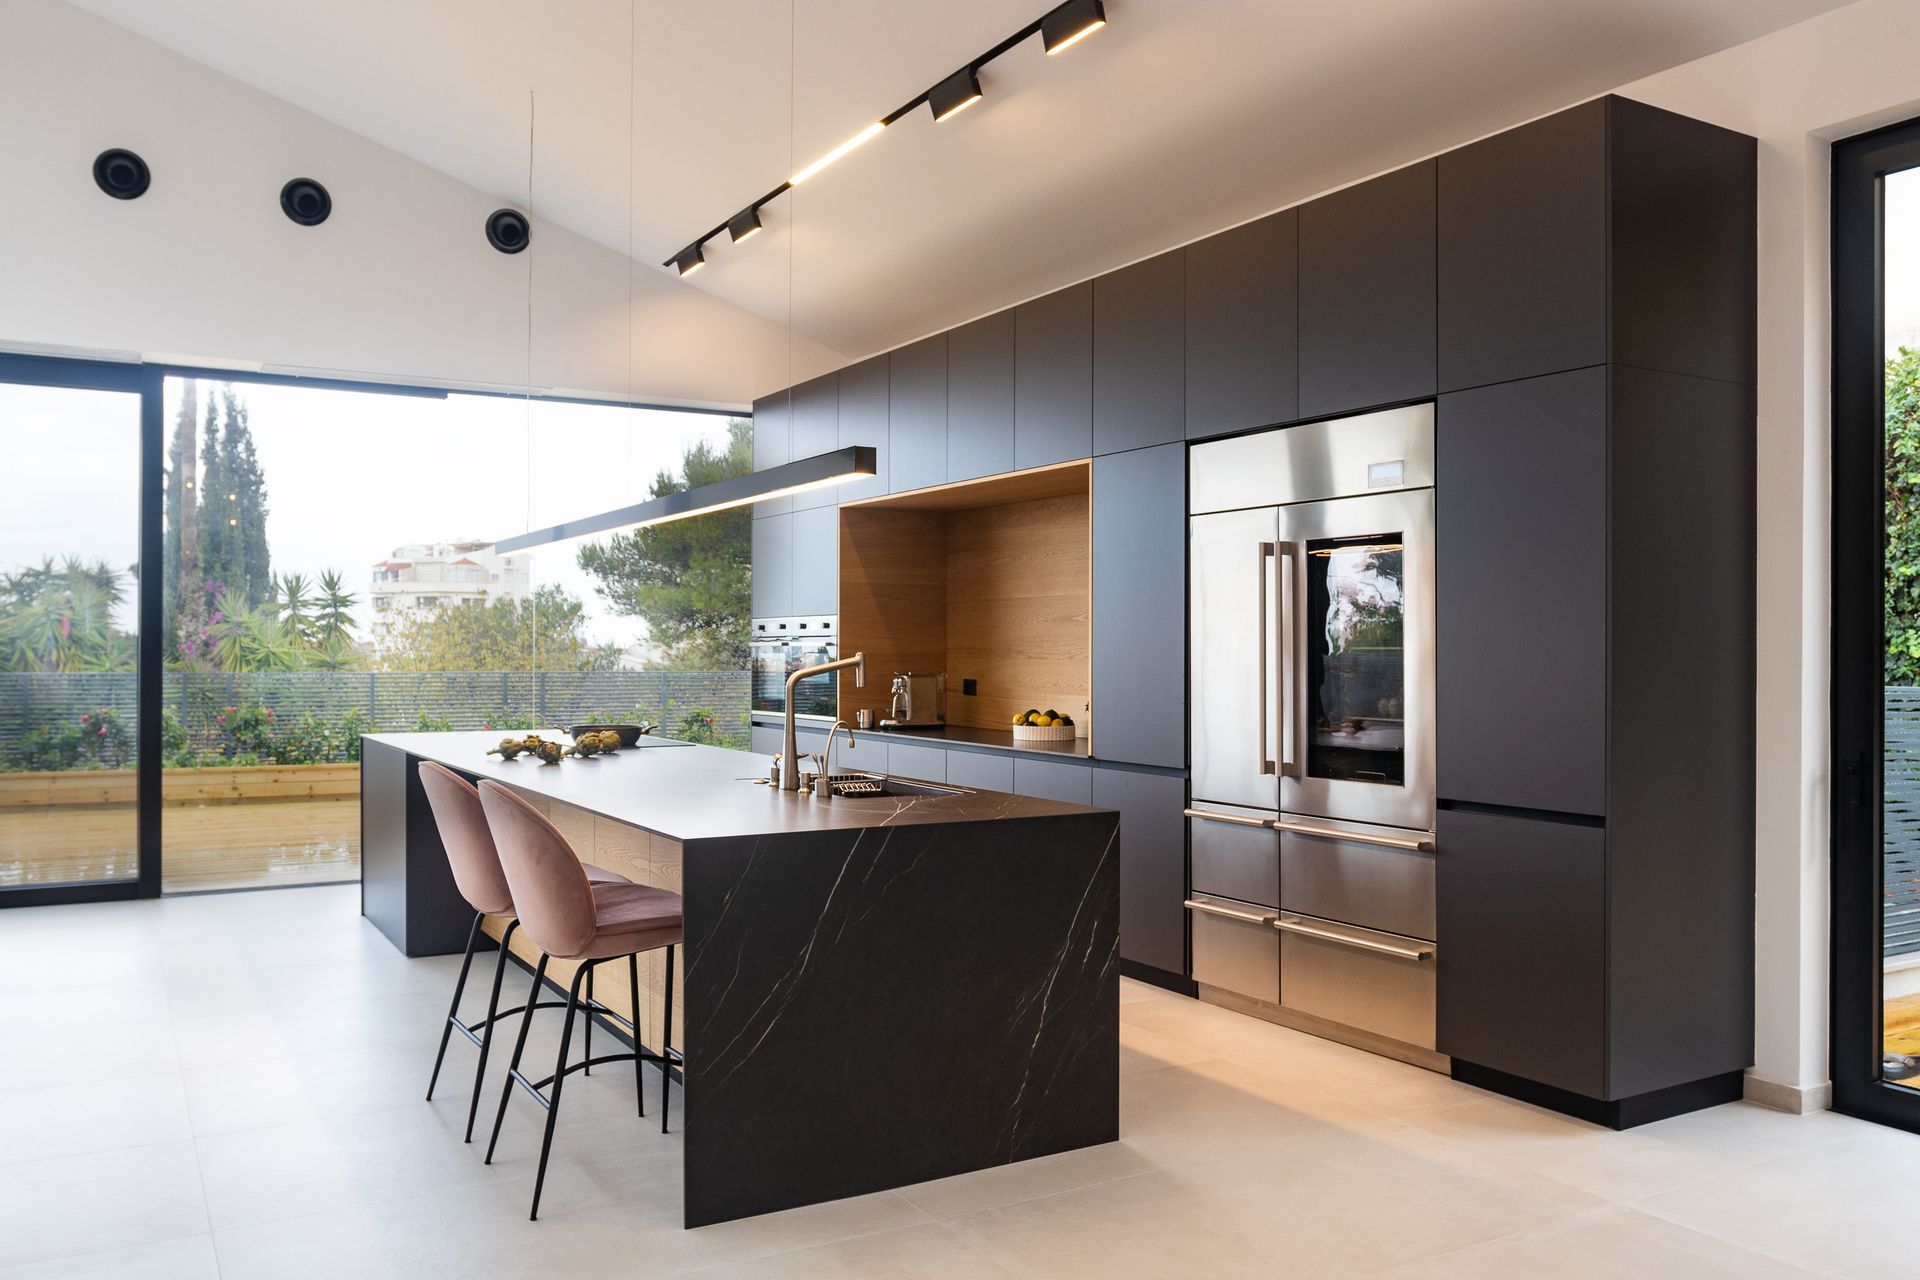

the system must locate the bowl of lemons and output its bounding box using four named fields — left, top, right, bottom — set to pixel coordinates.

left=1011, top=708, right=1077, bottom=741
